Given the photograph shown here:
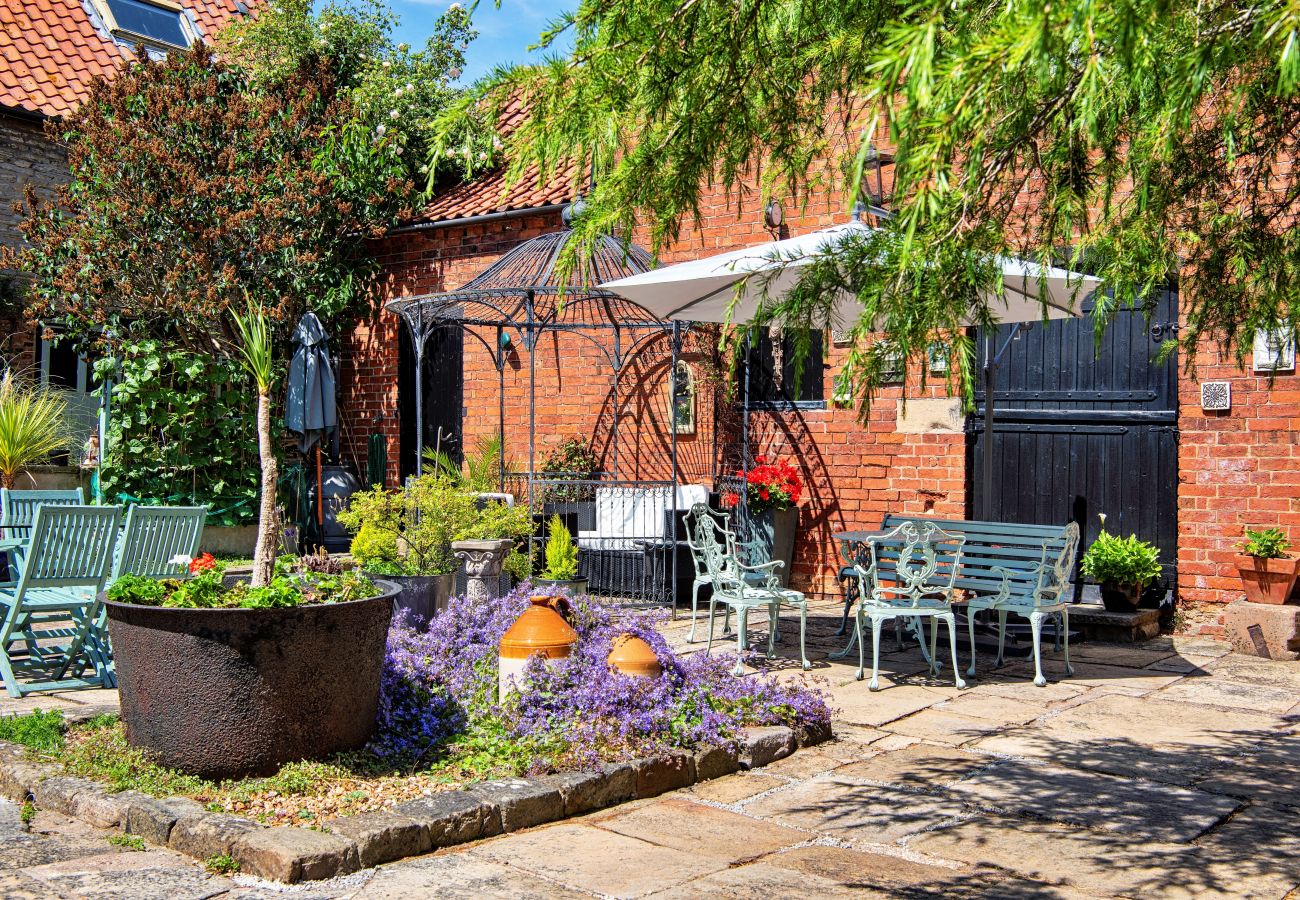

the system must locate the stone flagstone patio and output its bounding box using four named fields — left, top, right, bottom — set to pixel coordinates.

left=2, top=597, right=1299, bottom=899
